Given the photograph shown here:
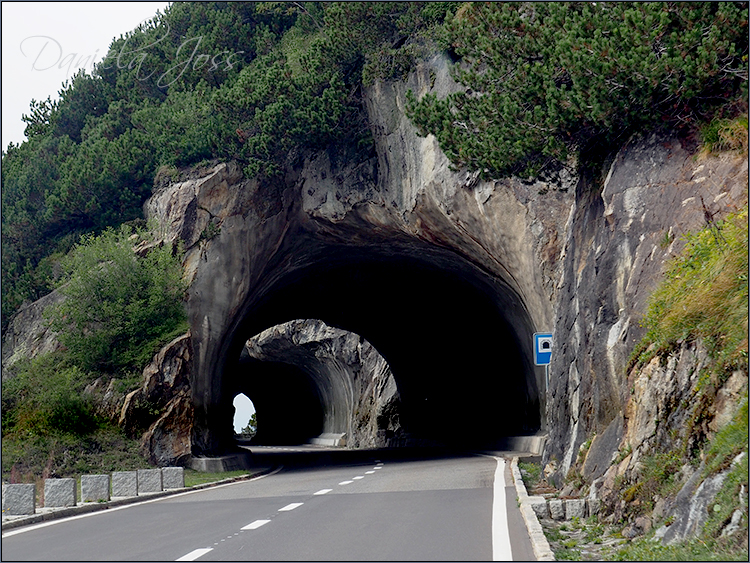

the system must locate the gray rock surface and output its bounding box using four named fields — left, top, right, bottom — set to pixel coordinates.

left=119, top=333, right=193, bottom=466
left=44, top=478, right=76, bottom=507
left=241, top=319, right=401, bottom=448
left=565, top=498, right=586, bottom=520
left=582, top=414, right=623, bottom=482
left=549, top=499, right=565, bottom=520
left=544, top=132, right=748, bottom=480
left=2, top=484, right=35, bottom=515
left=81, top=475, right=110, bottom=502
left=1, top=290, right=64, bottom=378
left=111, top=471, right=138, bottom=497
